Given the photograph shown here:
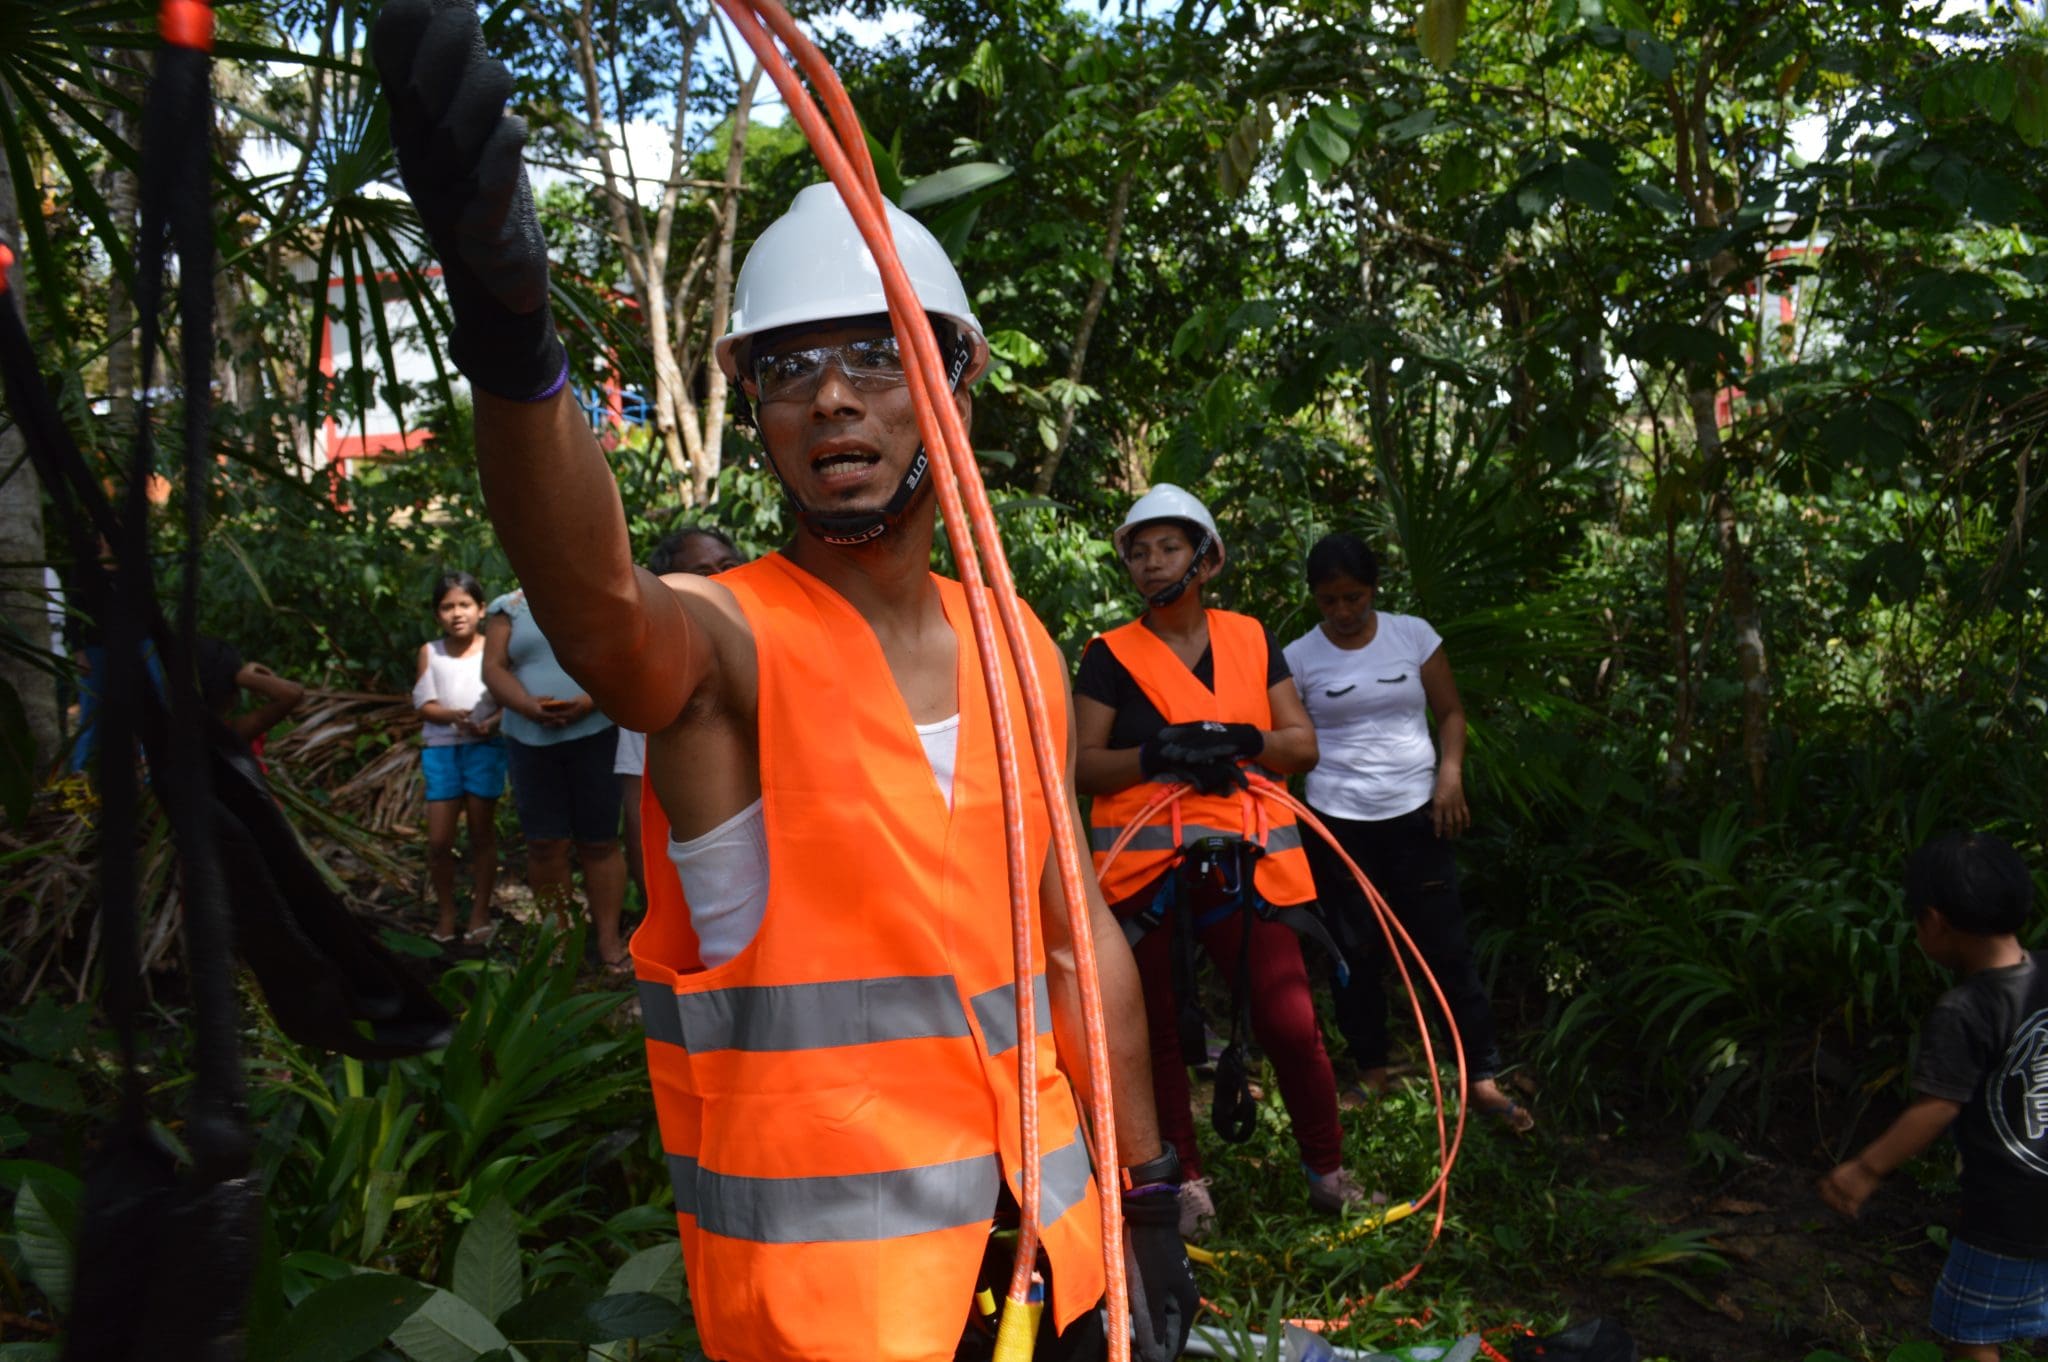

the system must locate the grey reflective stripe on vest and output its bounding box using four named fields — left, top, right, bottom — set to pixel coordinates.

left=669, top=1150, right=1002, bottom=1244
left=658, top=975, right=971, bottom=1053
left=669, top=1130, right=1096, bottom=1245
left=969, top=977, right=1053, bottom=1056
left=1089, top=822, right=1304, bottom=854
left=638, top=980, right=686, bottom=1047
left=1036, top=1127, right=1096, bottom=1226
